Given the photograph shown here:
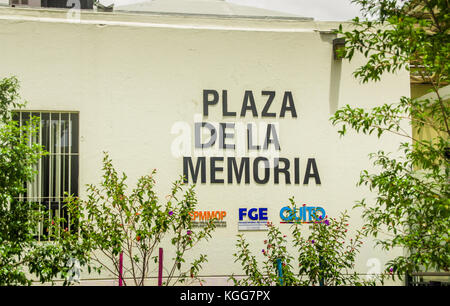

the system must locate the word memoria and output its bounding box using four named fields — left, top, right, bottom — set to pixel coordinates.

left=183, top=156, right=321, bottom=185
